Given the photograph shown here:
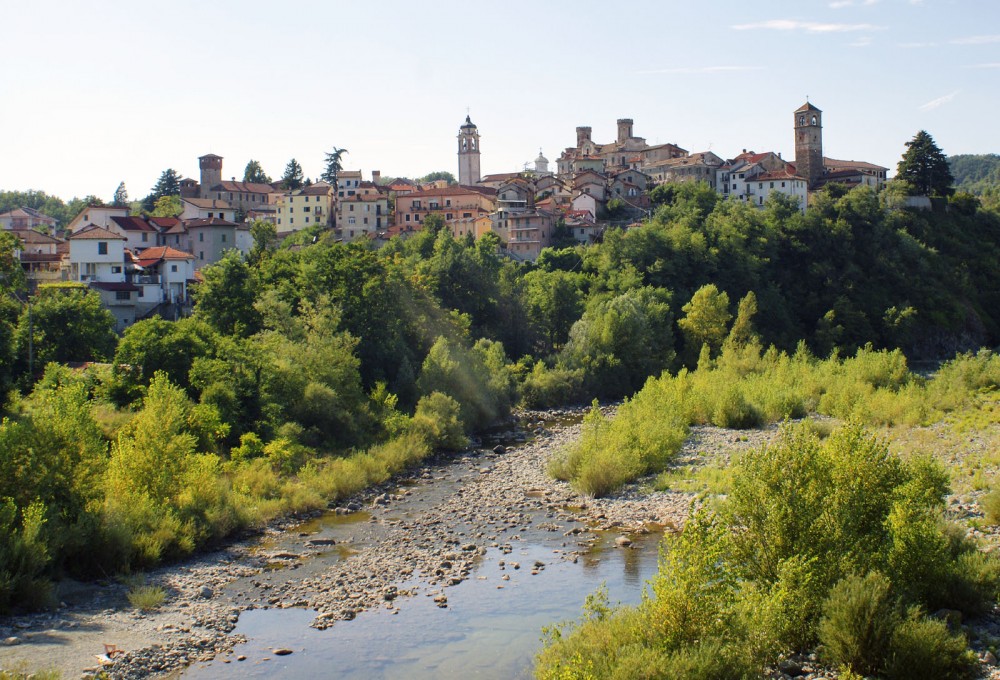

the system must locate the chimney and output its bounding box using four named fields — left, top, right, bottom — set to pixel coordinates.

left=372, top=170, right=381, bottom=184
